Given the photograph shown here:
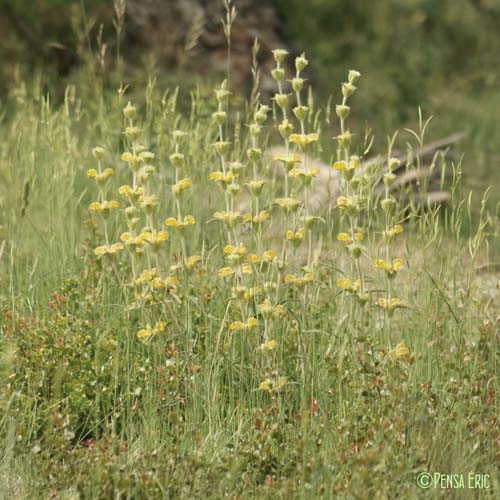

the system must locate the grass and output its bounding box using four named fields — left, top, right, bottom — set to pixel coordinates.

left=0, top=41, right=499, bottom=500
